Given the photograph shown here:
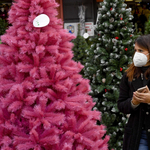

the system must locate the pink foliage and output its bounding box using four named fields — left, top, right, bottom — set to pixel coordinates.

left=0, top=0, right=110, bottom=149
